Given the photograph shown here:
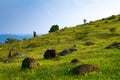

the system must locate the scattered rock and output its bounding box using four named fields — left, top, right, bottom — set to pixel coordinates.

left=71, top=59, right=79, bottom=63
left=8, top=50, right=14, bottom=57
left=69, top=64, right=100, bottom=75
left=13, top=53, right=25, bottom=57
left=8, top=50, right=25, bottom=57
left=59, top=47, right=77, bottom=56
left=84, top=42, right=94, bottom=46
left=105, top=42, right=120, bottom=49
left=44, top=49, right=58, bottom=59
left=21, top=57, right=39, bottom=69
